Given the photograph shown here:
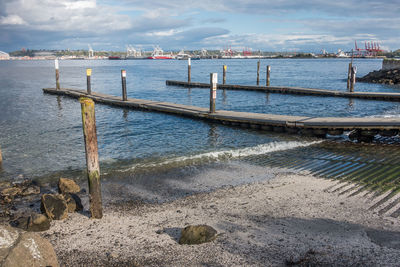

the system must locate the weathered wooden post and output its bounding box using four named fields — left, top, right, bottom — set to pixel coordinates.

left=266, top=65, right=271, bottom=86
left=347, top=62, right=352, bottom=90
left=121, top=69, right=127, bottom=101
left=0, top=146, right=3, bottom=164
left=350, top=66, right=357, bottom=92
left=55, top=59, right=60, bottom=90
left=188, top=58, right=191, bottom=83
left=86, top=68, right=92, bottom=95
left=209, top=73, right=217, bottom=113
left=223, top=65, right=227, bottom=85
left=79, top=97, right=102, bottom=219
left=257, top=60, right=260, bottom=85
